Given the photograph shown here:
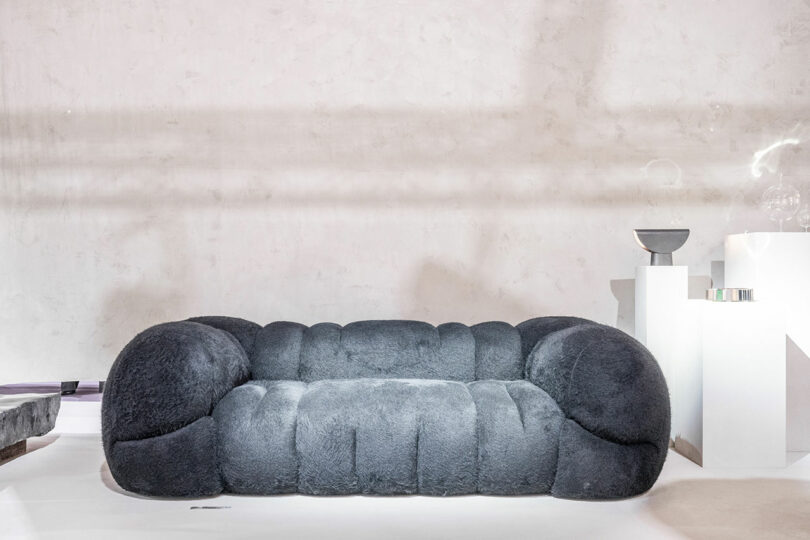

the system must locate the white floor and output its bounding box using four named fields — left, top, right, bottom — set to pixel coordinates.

left=2, top=401, right=810, bottom=540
